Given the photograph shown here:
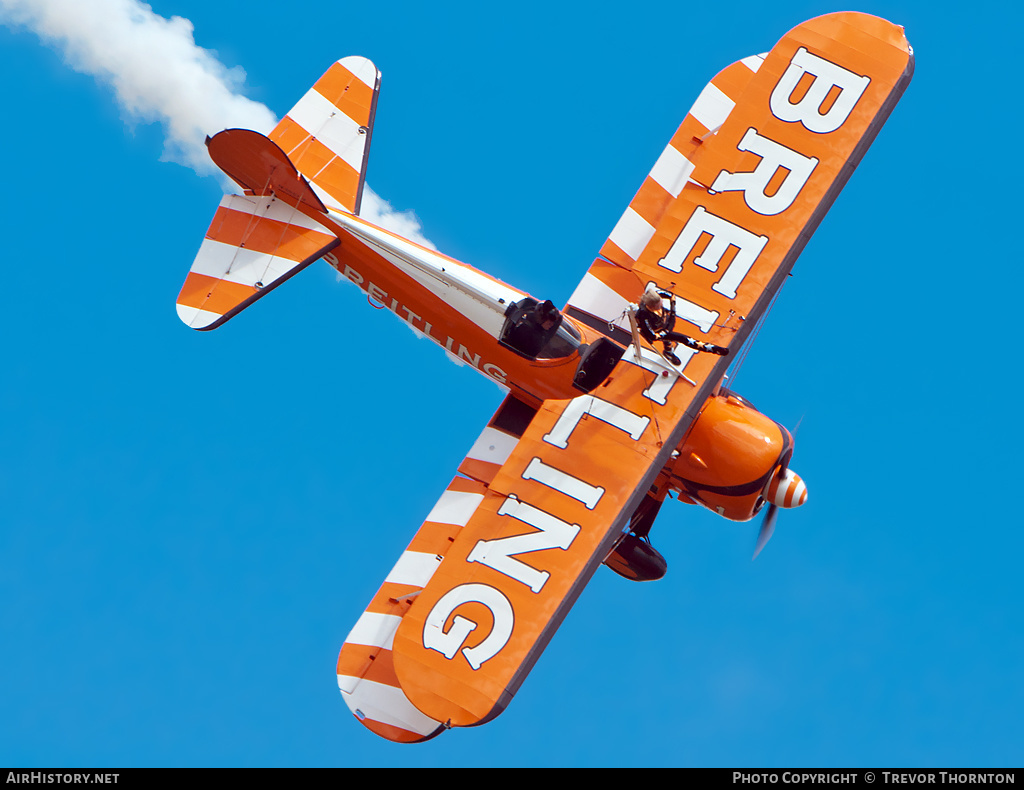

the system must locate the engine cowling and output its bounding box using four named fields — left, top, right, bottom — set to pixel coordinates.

left=664, top=390, right=799, bottom=522
left=604, top=389, right=808, bottom=579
